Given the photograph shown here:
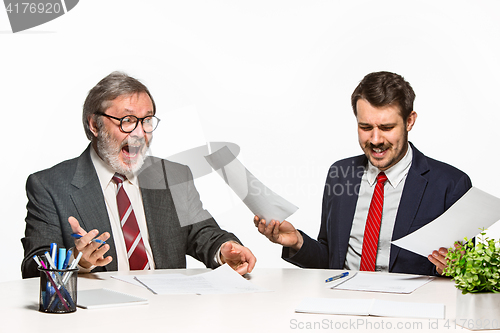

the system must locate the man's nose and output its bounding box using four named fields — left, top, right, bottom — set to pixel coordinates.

left=129, top=121, right=146, bottom=137
left=370, top=128, right=383, bottom=146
